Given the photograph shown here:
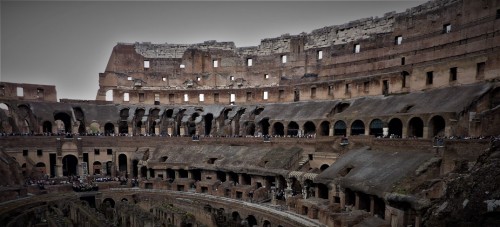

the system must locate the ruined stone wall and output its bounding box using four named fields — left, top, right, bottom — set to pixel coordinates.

left=0, top=82, right=57, bottom=102
left=96, top=0, right=500, bottom=106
